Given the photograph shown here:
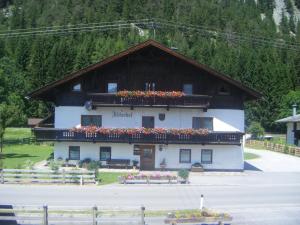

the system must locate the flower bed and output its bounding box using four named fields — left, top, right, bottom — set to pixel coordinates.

left=119, top=172, right=178, bottom=184
left=71, top=126, right=209, bottom=136
left=164, top=208, right=232, bottom=224
left=116, top=90, right=185, bottom=98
